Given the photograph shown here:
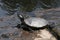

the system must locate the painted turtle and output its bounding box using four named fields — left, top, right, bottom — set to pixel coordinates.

left=16, top=14, right=60, bottom=40
left=17, top=14, right=49, bottom=29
